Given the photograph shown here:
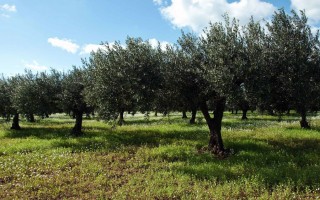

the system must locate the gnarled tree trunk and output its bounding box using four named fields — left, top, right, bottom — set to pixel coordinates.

left=11, top=113, right=21, bottom=130
left=200, top=98, right=226, bottom=155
